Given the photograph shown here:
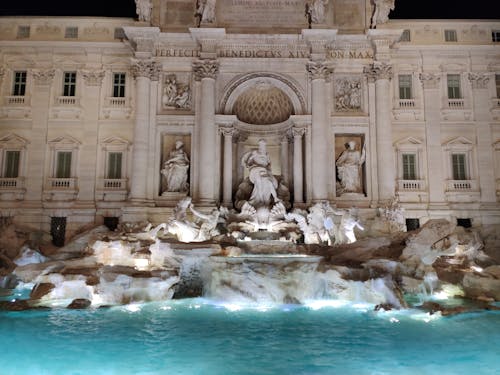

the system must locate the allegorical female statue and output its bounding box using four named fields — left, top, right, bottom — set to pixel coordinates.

left=241, top=139, right=279, bottom=207
left=161, top=140, right=190, bottom=194
left=336, top=140, right=366, bottom=194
